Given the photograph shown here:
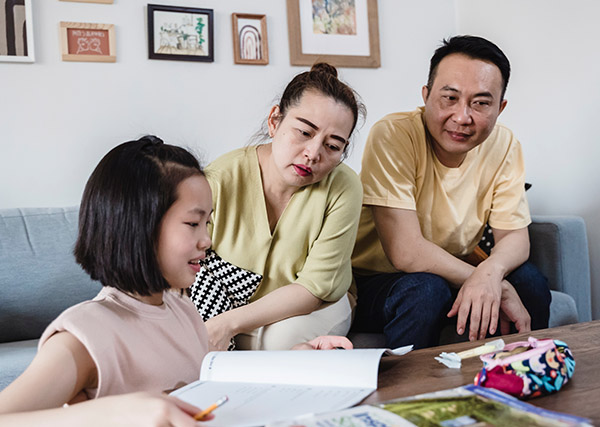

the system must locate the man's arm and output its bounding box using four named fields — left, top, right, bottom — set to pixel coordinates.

left=372, top=206, right=531, bottom=340
left=372, top=206, right=475, bottom=284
